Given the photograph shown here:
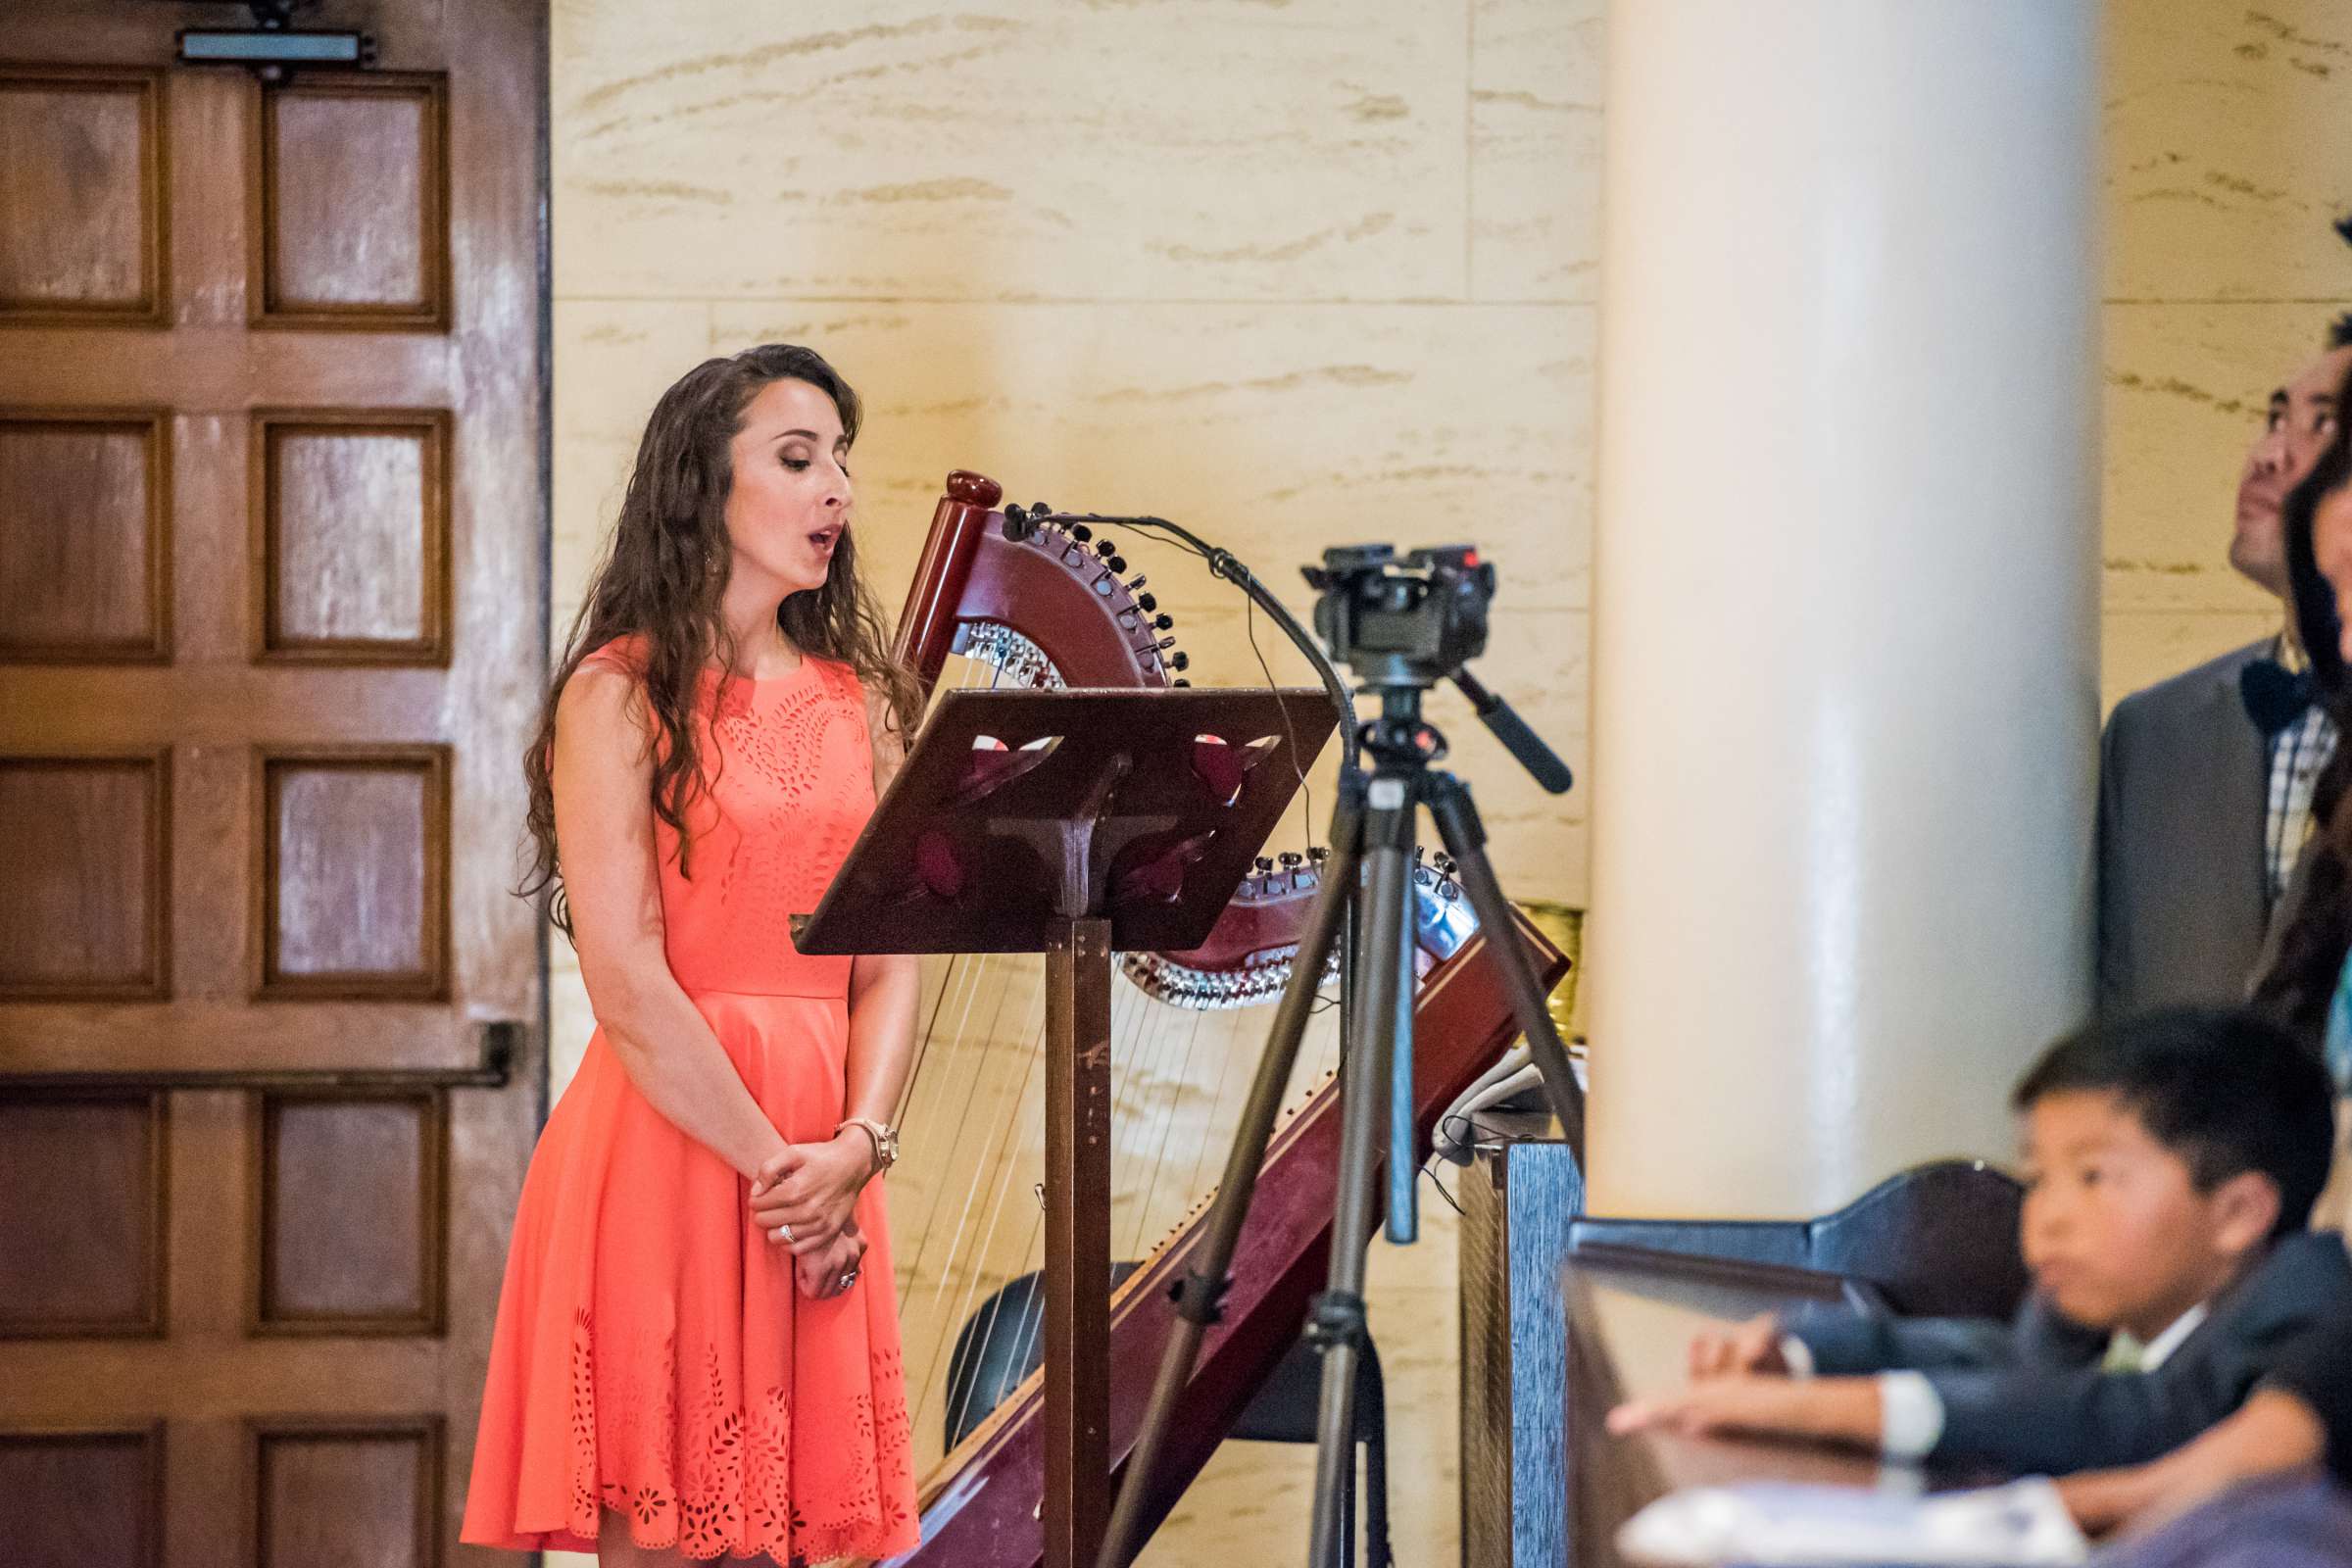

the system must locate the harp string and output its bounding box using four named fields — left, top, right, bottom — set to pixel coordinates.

left=927, top=969, right=1164, bottom=1445
left=1127, top=1001, right=1212, bottom=1260
left=904, top=657, right=1040, bottom=1424
left=913, top=990, right=1047, bottom=1442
